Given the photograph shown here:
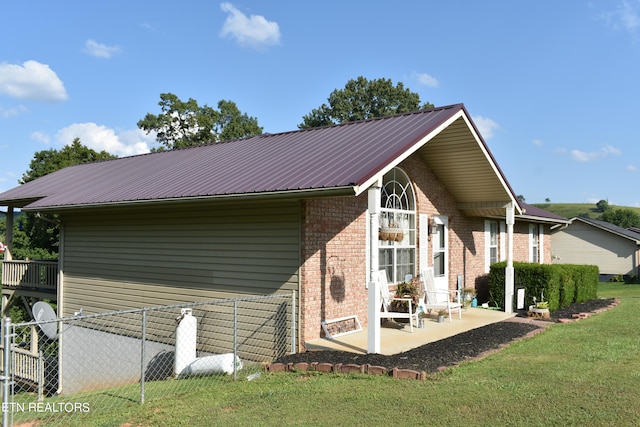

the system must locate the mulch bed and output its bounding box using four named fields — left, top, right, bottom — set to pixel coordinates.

left=271, top=298, right=618, bottom=377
